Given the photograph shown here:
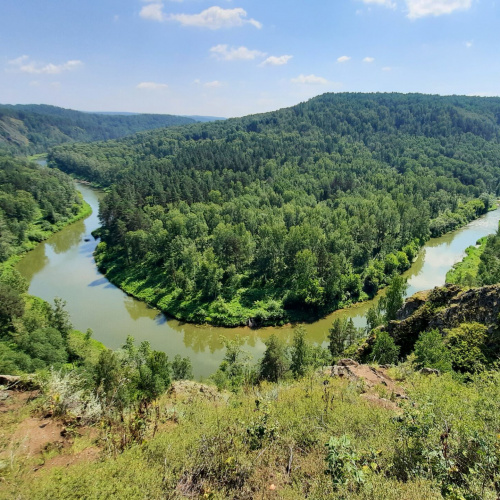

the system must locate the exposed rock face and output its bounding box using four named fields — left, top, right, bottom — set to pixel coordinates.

left=355, top=283, right=500, bottom=360
left=387, top=283, right=500, bottom=356
left=420, top=368, right=440, bottom=376
left=326, top=359, right=407, bottom=406
left=395, top=290, right=430, bottom=321
left=0, top=375, right=37, bottom=391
